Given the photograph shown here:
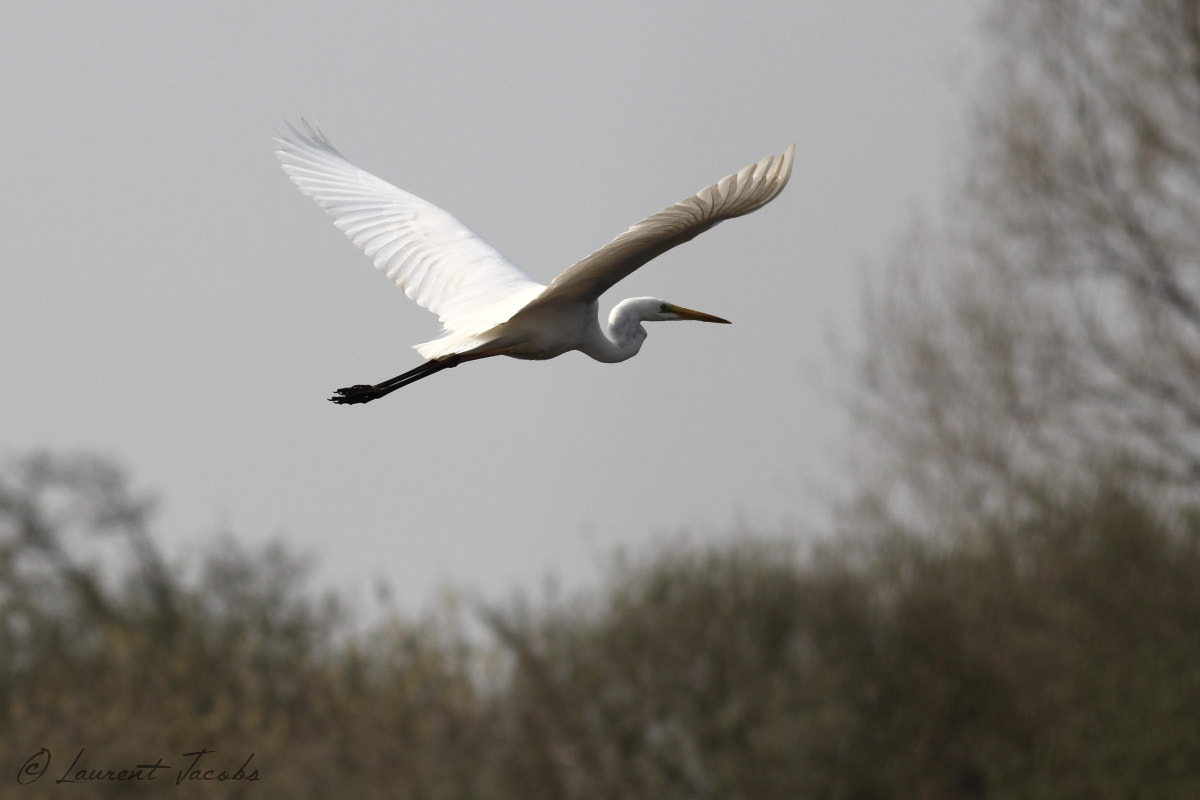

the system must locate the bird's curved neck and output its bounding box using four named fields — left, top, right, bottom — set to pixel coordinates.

left=581, top=301, right=649, bottom=363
